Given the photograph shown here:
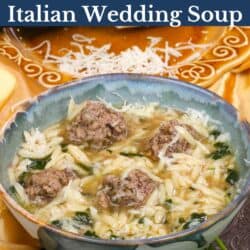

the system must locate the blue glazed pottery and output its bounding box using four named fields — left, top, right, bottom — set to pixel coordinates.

left=0, top=74, right=249, bottom=250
